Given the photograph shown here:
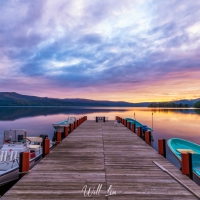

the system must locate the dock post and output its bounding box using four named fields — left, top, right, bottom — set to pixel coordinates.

left=127, top=122, right=131, bottom=129
left=74, top=121, right=76, bottom=129
left=43, top=138, right=50, bottom=157
left=96, top=117, right=98, bottom=122
left=131, top=123, right=136, bottom=133
left=145, top=131, right=151, bottom=145
left=115, top=116, right=118, bottom=120
left=71, top=124, right=74, bottom=132
left=137, top=127, right=142, bottom=138
left=125, top=119, right=127, bottom=127
left=56, top=132, right=62, bottom=145
left=103, top=117, right=105, bottom=122
left=158, top=139, right=166, bottom=158
left=182, top=152, right=193, bottom=179
left=19, top=152, right=30, bottom=178
left=85, top=116, right=87, bottom=120
left=64, top=126, right=68, bottom=137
